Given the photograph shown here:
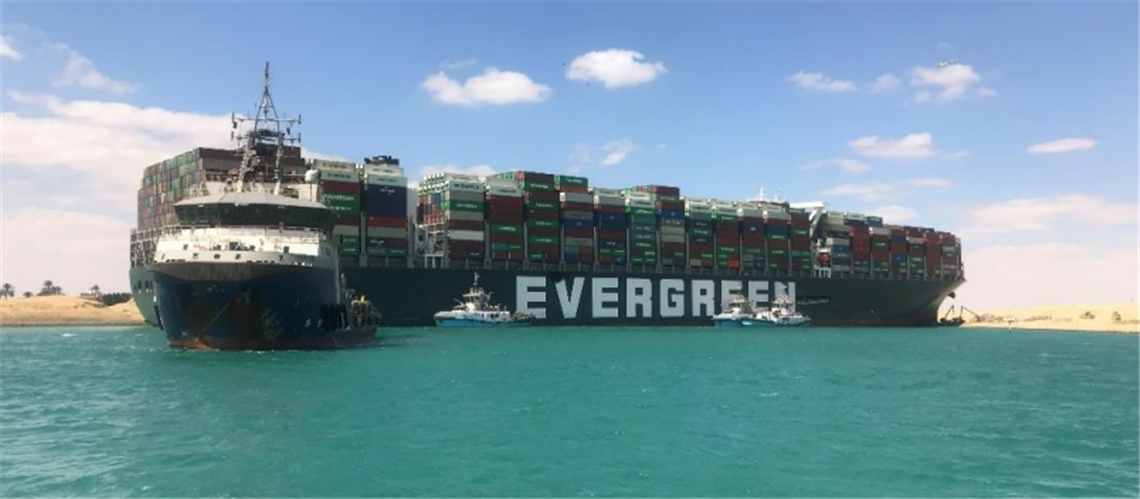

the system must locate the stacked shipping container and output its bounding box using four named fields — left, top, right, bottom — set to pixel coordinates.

left=485, top=177, right=525, bottom=262
left=495, top=171, right=560, bottom=263
left=419, top=173, right=486, bottom=260
left=789, top=208, right=812, bottom=271
left=558, top=175, right=594, bottom=265
left=625, top=190, right=658, bottom=265
left=685, top=199, right=715, bottom=268
left=638, top=186, right=685, bottom=268
left=594, top=188, right=628, bottom=266
left=314, top=159, right=363, bottom=258
left=738, top=204, right=766, bottom=271
left=762, top=204, right=792, bottom=272
left=711, top=200, right=740, bottom=269
left=362, top=158, right=409, bottom=261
